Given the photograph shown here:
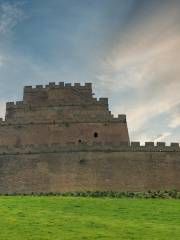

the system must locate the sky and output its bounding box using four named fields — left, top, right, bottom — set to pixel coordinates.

left=0, top=0, right=179, bottom=143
